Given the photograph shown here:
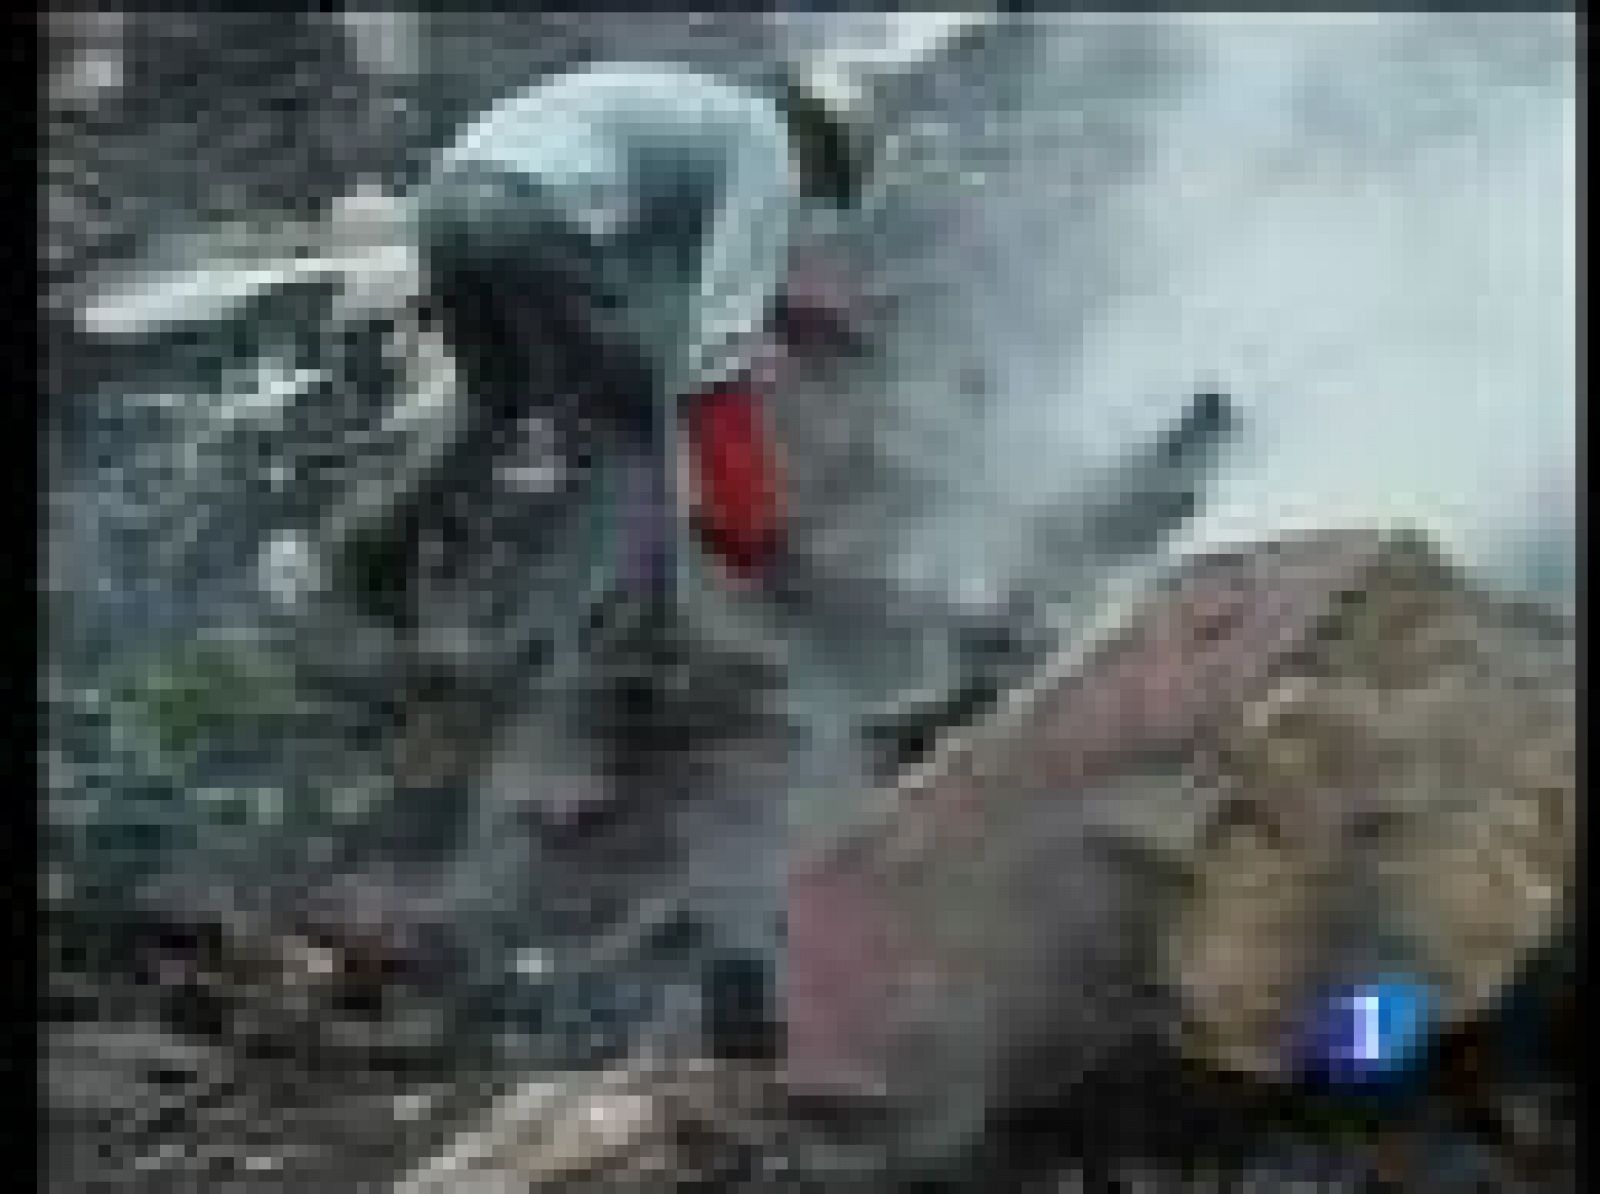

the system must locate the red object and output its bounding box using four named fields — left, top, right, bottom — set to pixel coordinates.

left=685, top=378, right=785, bottom=577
